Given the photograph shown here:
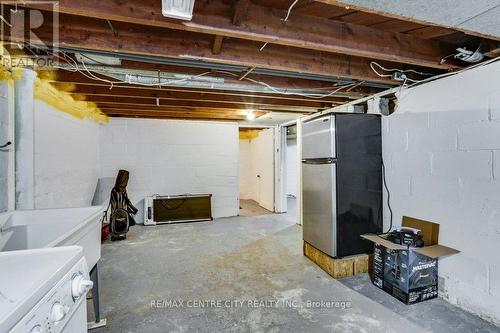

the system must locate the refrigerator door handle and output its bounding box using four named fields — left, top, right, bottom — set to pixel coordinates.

left=301, top=158, right=336, bottom=165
